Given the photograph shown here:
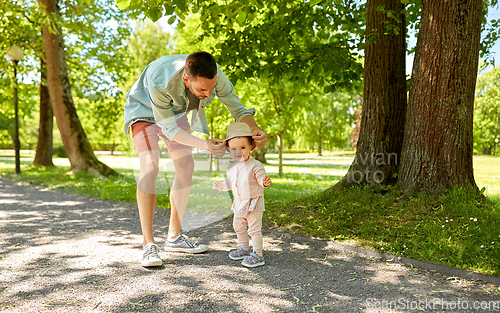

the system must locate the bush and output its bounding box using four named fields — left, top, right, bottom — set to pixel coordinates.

left=52, top=145, right=67, bottom=158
